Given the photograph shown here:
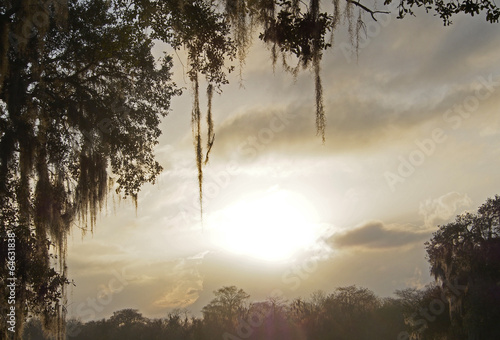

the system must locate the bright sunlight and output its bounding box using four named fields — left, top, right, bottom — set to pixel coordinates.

left=208, top=189, right=321, bottom=262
